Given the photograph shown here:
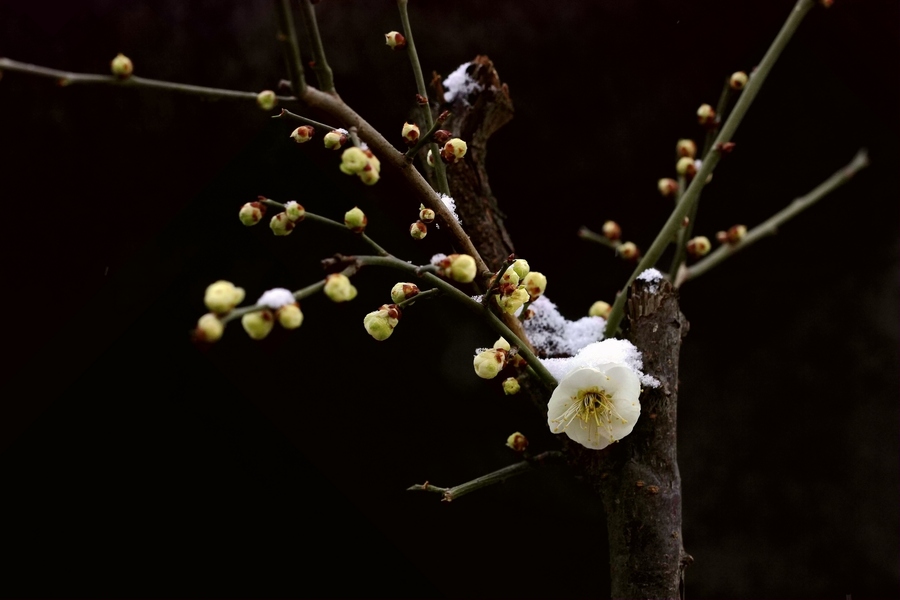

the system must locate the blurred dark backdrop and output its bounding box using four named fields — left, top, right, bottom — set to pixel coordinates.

left=0, top=1, right=897, bottom=598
